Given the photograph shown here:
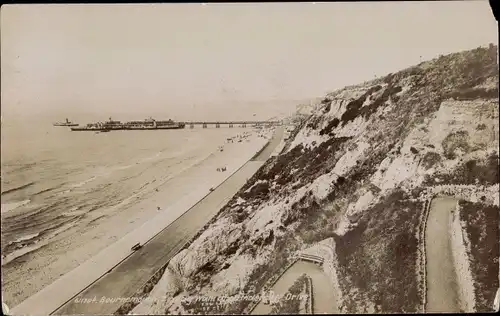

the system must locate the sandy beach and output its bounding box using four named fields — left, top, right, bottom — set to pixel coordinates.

left=3, top=127, right=274, bottom=310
